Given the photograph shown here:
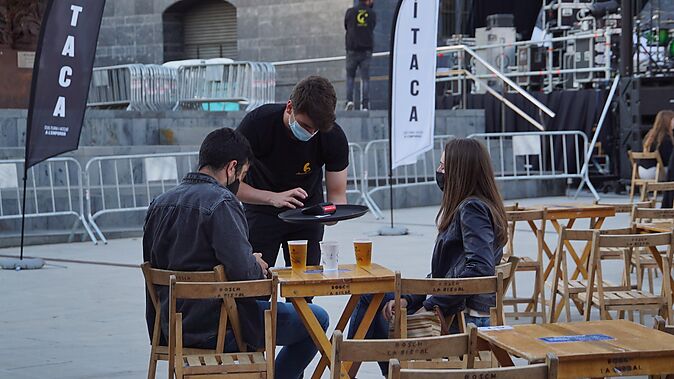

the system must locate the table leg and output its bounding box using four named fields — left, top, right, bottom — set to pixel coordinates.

left=571, top=217, right=606, bottom=279
left=544, top=219, right=576, bottom=280
left=487, top=342, right=515, bottom=367
left=290, top=297, right=348, bottom=376
left=345, top=293, right=386, bottom=378
left=311, top=295, right=361, bottom=379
